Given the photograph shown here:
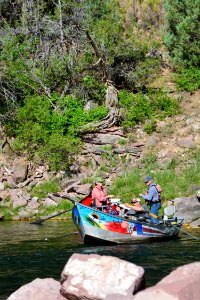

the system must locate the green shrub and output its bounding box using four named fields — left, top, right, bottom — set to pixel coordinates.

left=144, top=120, right=157, bottom=134
left=38, top=133, right=80, bottom=171
left=134, top=58, right=162, bottom=88
left=82, top=76, right=106, bottom=103
left=57, top=200, right=72, bottom=210
left=119, top=90, right=178, bottom=128
left=5, top=94, right=108, bottom=170
left=173, top=67, right=200, bottom=92
left=141, top=152, right=158, bottom=168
